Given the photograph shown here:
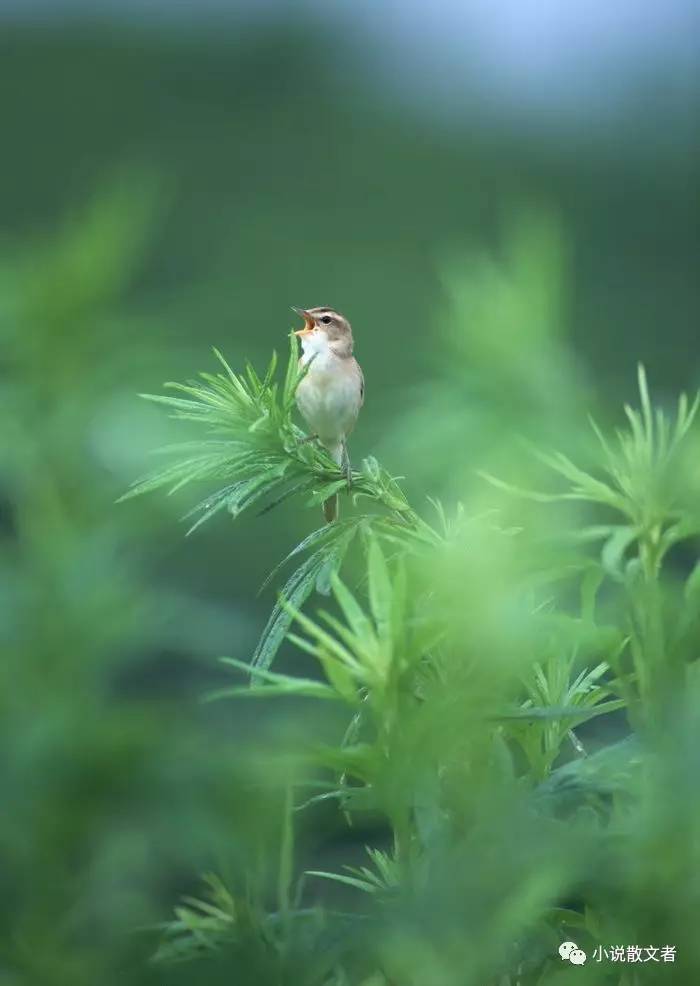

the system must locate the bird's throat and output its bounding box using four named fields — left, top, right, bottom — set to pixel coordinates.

left=299, top=330, right=332, bottom=369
